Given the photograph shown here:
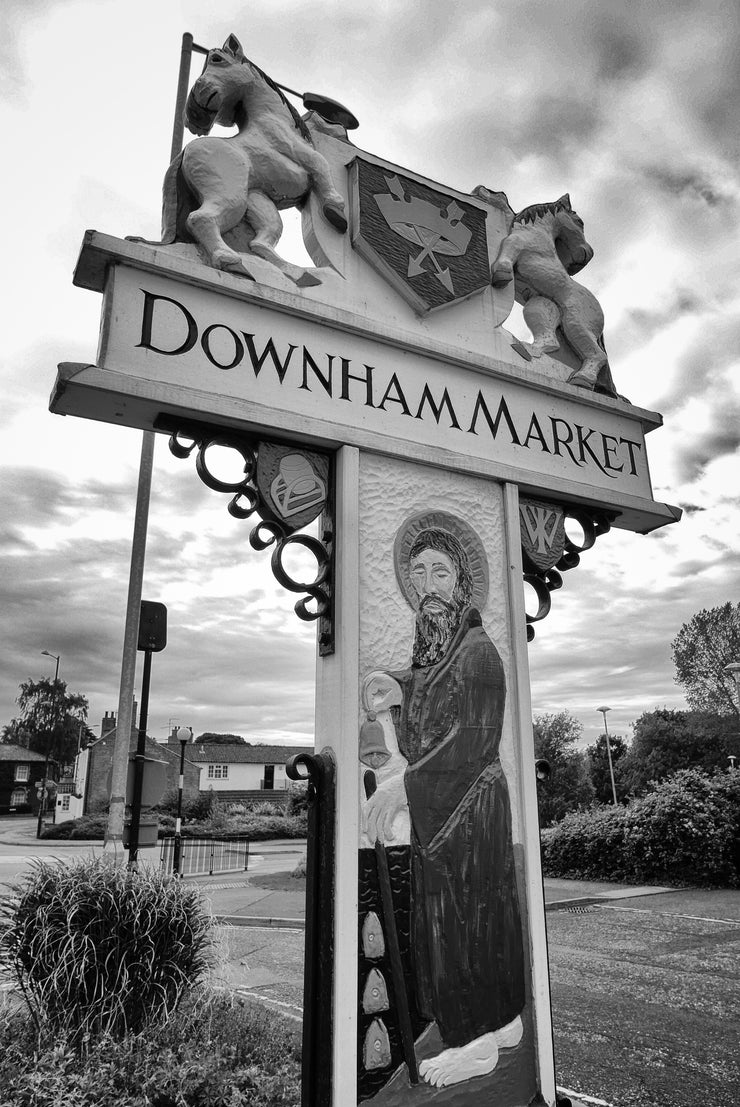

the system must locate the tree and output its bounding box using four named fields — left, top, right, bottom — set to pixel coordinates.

left=4, top=678, right=89, bottom=770
left=193, top=732, right=247, bottom=745
left=671, top=602, right=740, bottom=715
left=617, top=708, right=735, bottom=796
left=586, top=732, right=628, bottom=804
left=533, top=711, right=595, bottom=826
